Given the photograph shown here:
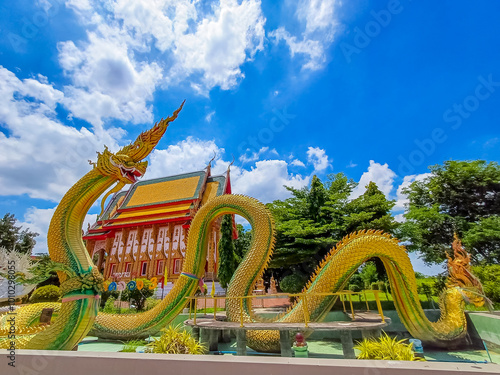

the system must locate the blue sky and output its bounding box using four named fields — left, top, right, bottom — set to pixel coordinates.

left=0, top=0, right=499, bottom=275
